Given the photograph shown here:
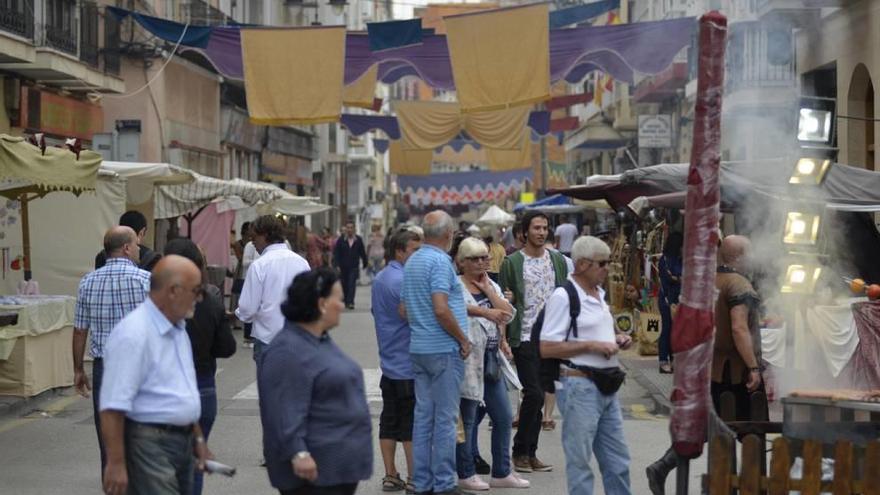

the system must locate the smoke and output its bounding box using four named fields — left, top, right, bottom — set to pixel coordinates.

left=714, top=12, right=869, bottom=394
